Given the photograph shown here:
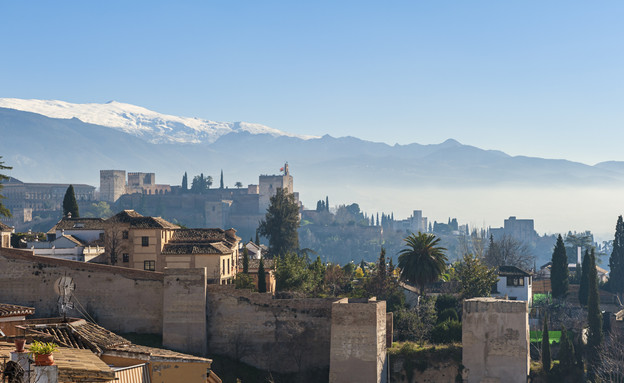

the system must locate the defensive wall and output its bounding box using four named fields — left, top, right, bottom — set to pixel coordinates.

left=205, top=285, right=334, bottom=373
left=462, top=297, right=529, bottom=383
left=0, top=248, right=387, bottom=380
left=0, top=248, right=163, bottom=334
